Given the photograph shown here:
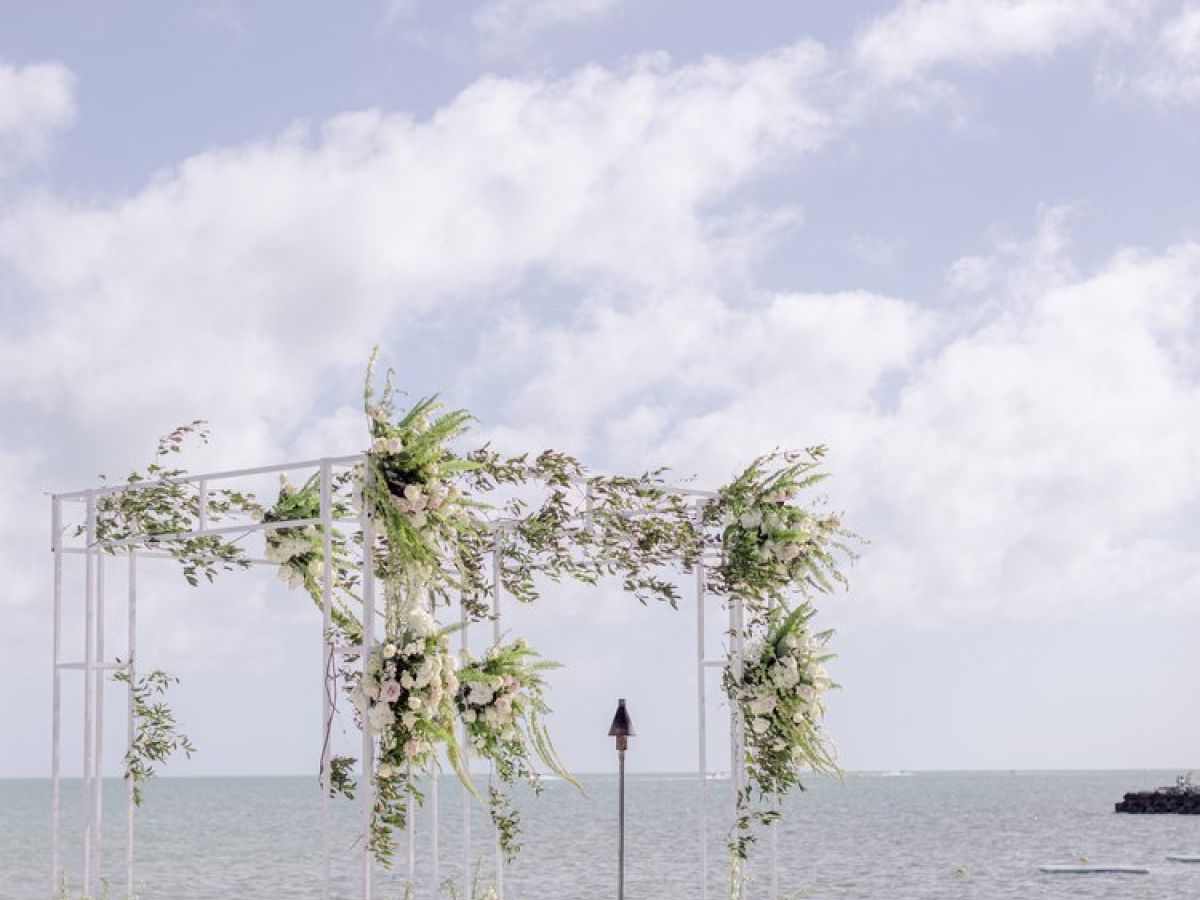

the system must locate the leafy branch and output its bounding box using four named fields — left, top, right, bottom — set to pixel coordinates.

left=113, top=666, right=195, bottom=806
